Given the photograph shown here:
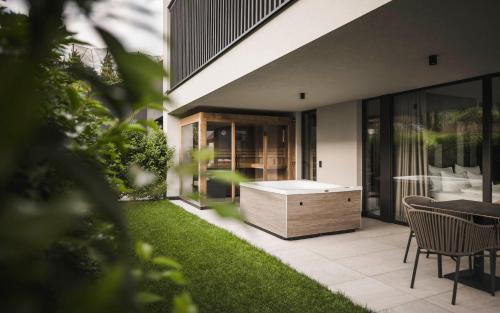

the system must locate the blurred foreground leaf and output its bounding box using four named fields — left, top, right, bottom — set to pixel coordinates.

left=153, top=256, right=182, bottom=270
left=136, top=291, right=163, bottom=304
left=67, top=265, right=130, bottom=313
left=209, top=201, right=243, bottom=221
left=135, top=241, right=153, bottom=261
left=173, top=292, right=198, bottom=313
left=208, top=170, right=248, bottom=185
left=0, top=192, right=88, bottom=260
left=192, top=149, right=214, bottom=163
